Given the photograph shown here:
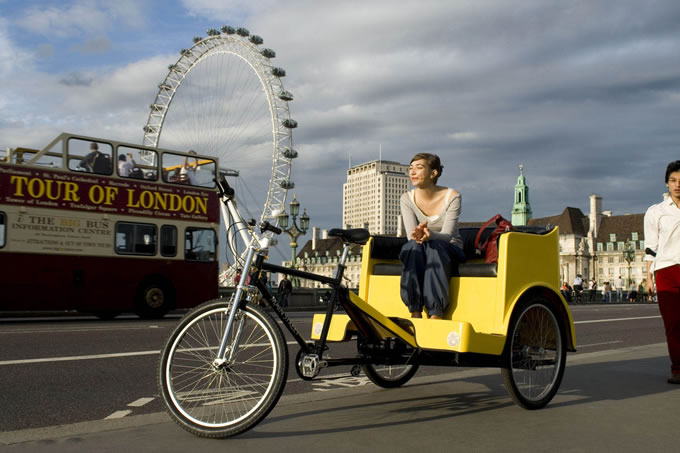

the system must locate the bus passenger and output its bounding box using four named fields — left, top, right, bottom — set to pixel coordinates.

left=399, top=153, right=465, bottom=319
left=179, top=150, right=199, bottom=185
left=79, top=142, right=111, bottom=174
left=118, top=153, right=136, bottom=177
